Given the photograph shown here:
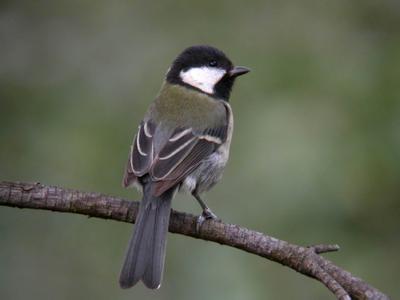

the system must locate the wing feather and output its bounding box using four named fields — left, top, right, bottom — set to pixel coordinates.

left=150, top=124, right=228, bottom=196
left=123, top=121, right=156, bottom=187
left=151, top=128, right=197, bottom=180
left=123, top=108, right=229, bottom=195
left=152, top=139, right=216, bottom=196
